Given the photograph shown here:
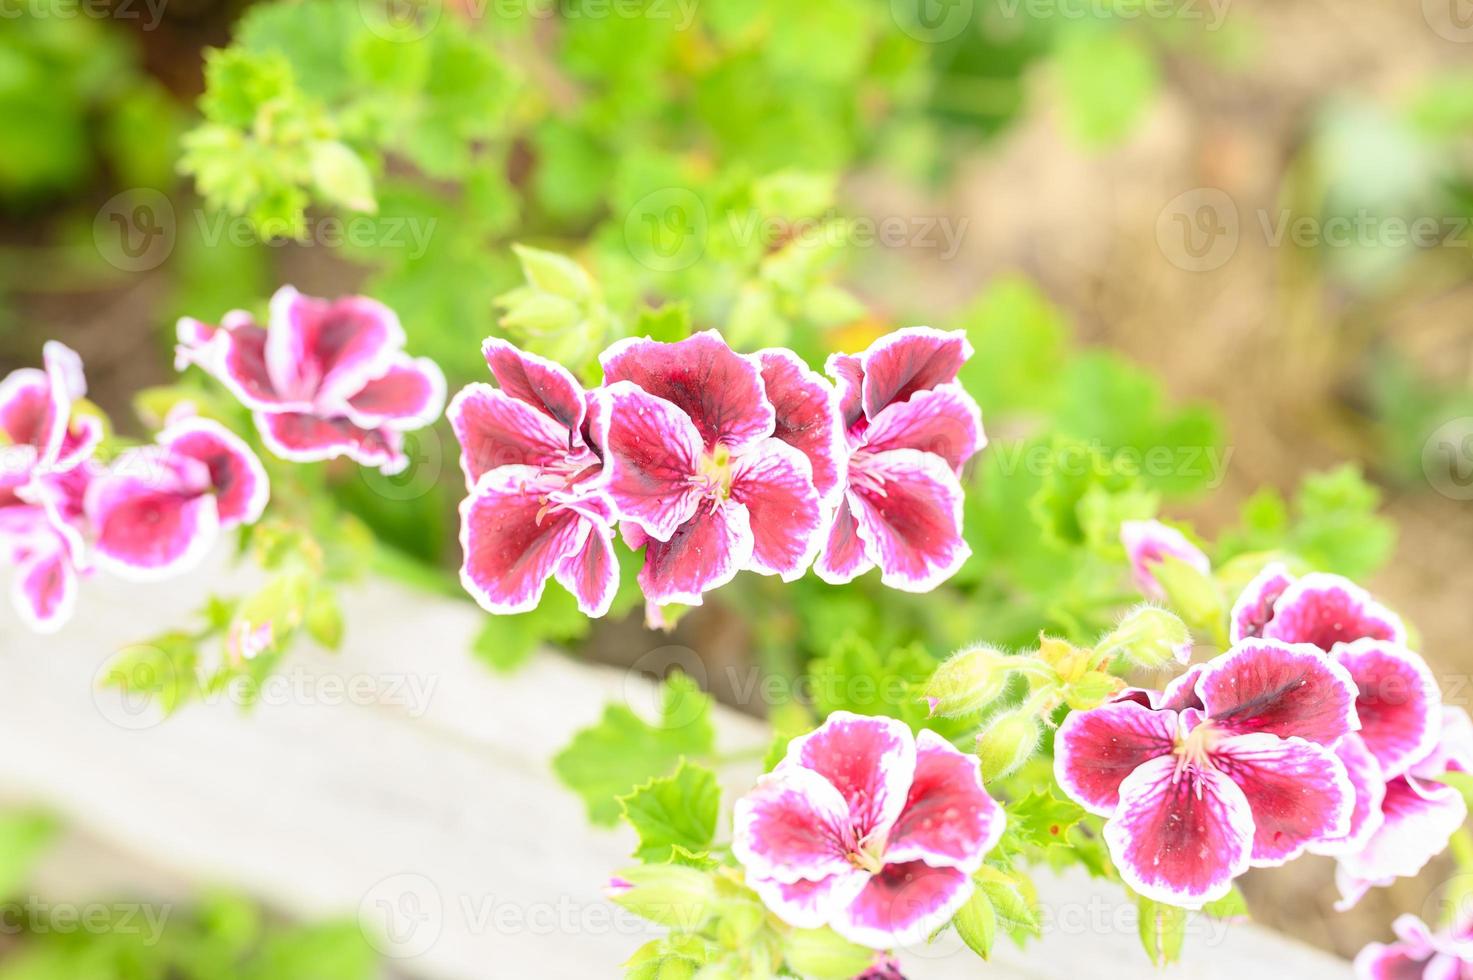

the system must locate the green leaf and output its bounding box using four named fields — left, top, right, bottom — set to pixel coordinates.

left=0, top=812, right=56, bottom=898
left=954, top=884, right=1000, bottom=959
left=954, top=276, right=1070, bottom=417
left=1202, top=886, right=1249, bottom=921
left=805, top=633, right=937, bottom=728
left=1136, top=894, right=1187, bottom=966
left=554, top=674, right=715, bottom=825
left=1055, top=28, right=1159, bottom=147
left=975, top=866, right=1041, bottom=942
left=309, top=140, right=376, bottom=213
left=619, top=760, right=720, bottom=863
left=304, top=587, right=344, bottom=651
left=997, top=790, right=1086, bottom=860
left=635, top=302, right=693, bottom=343
left=1029, top=437, right=1158, bottom=551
